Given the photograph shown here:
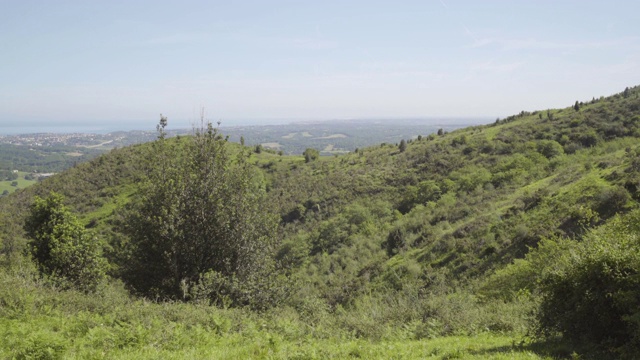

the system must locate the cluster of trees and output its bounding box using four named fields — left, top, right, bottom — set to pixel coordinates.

left=0, top=170, right=18, bottom=181
left=23, top=117, right=281, bottom=308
